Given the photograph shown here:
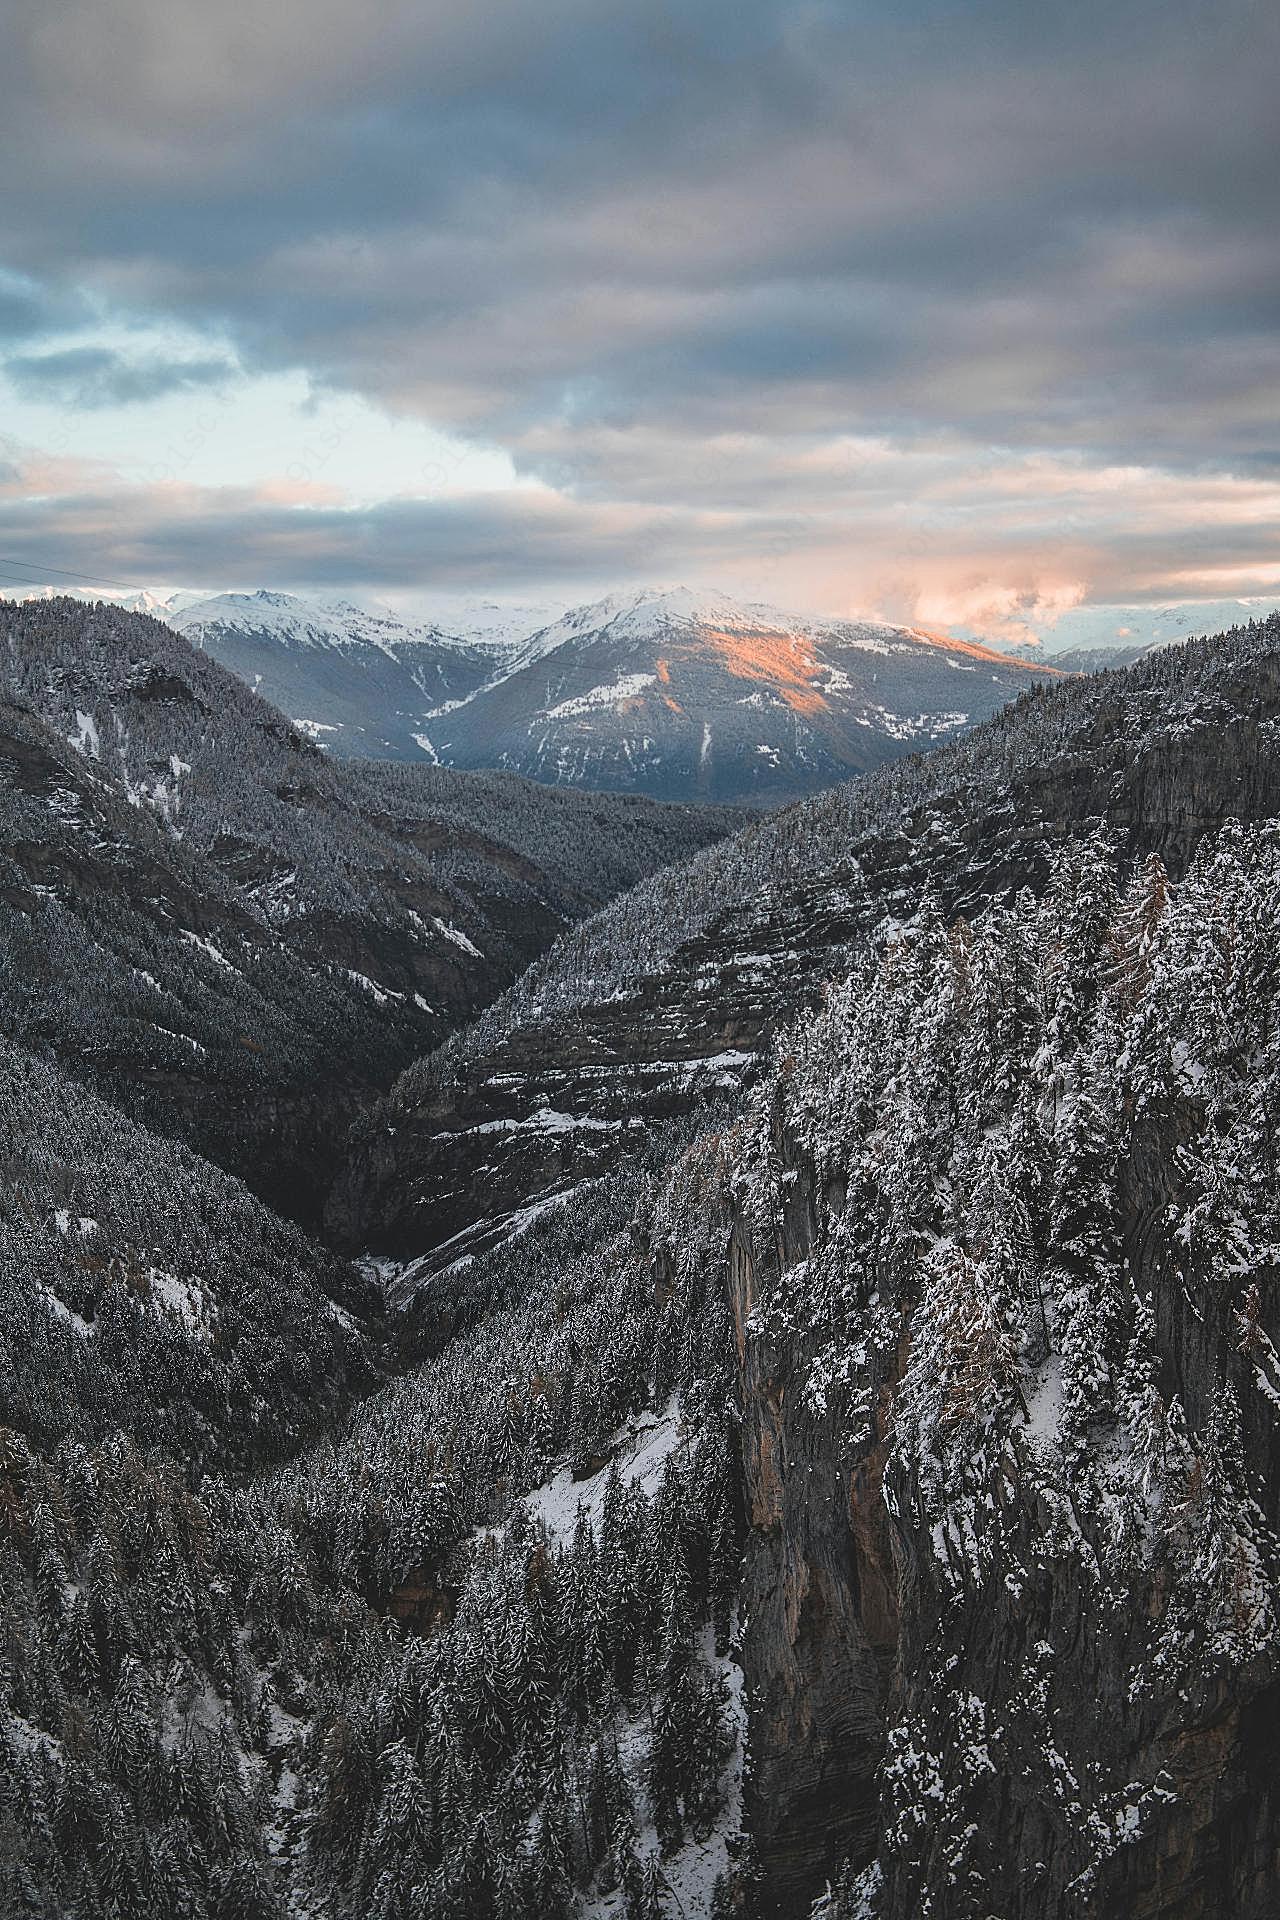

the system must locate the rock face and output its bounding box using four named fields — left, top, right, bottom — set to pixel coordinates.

left=725, top=1094, right=1280, bottom=1919
left=716, top=815, right=1280, bottom=1917
left=729, top=1190, right=898, bottom=1916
